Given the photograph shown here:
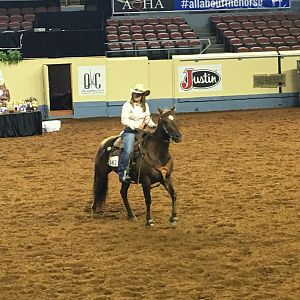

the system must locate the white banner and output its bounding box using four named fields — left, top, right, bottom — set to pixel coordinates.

left=178, top=65, right=222, bottom=92
left=78, top=66, right=106, bottom=96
